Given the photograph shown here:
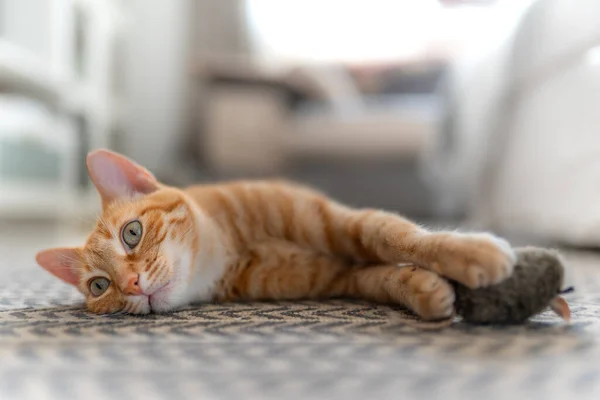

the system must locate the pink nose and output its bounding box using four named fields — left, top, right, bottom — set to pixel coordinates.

left=122, top=274, right=141, bottom=295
